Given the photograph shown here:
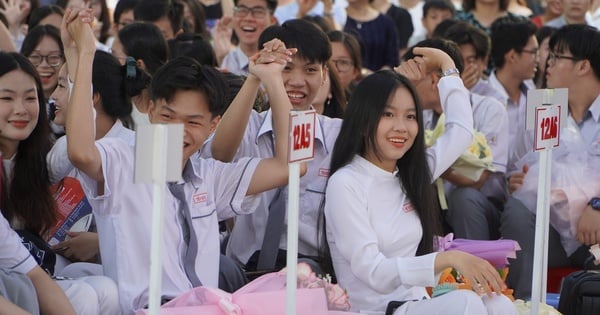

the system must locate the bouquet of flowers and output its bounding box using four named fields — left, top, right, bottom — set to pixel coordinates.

left=425, top=113, right=495, bottom=181
left=428, top=234, right=520, bottom=300
left=279, top=262, right=351, bottom=311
